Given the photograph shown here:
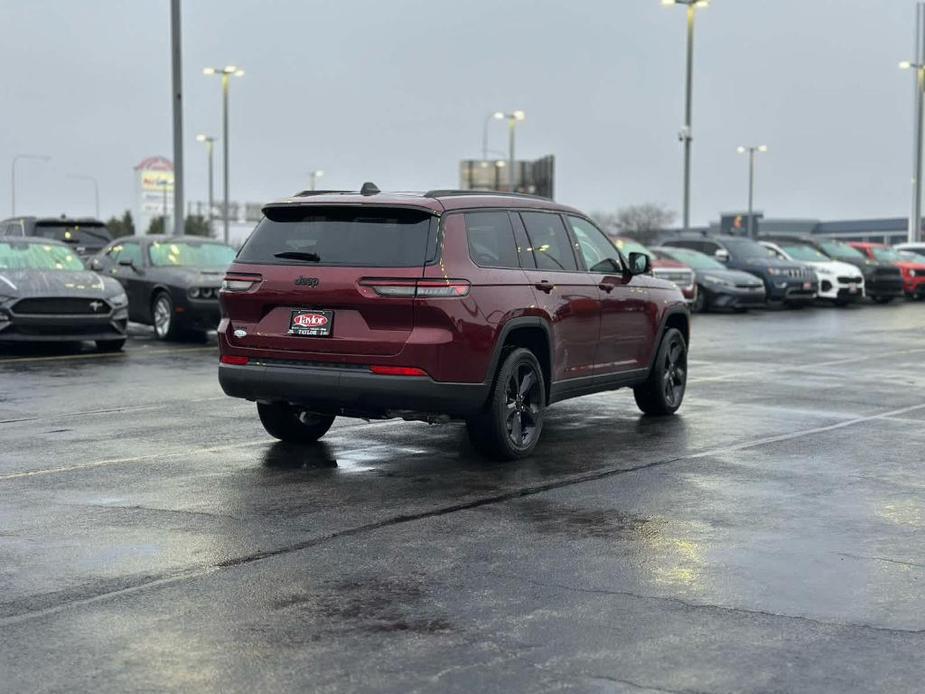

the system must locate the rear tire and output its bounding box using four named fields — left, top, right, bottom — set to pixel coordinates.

left=257, top=402, right=335, bottom=443
left=95, top=339, right=126, bottom=352
left=634, top=328, right=687, bottom=416
left=467, top=347, right=545, bottom=460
